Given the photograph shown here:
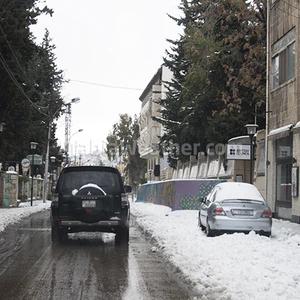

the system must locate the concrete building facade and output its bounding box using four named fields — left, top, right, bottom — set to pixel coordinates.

left=138, top=65, right=173, bottom=181
left=266, top=0, right=300, bottom=222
